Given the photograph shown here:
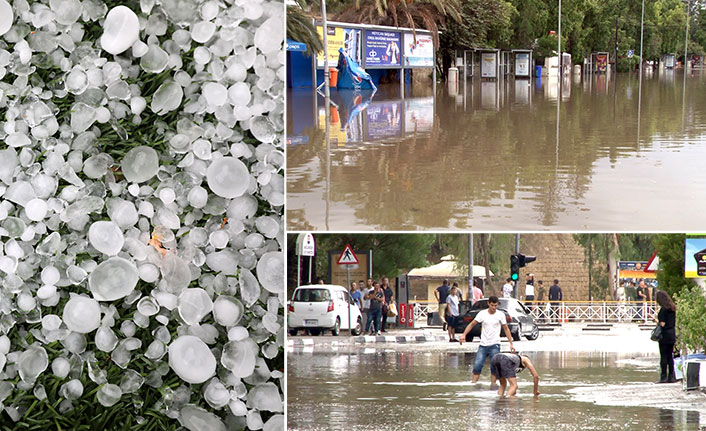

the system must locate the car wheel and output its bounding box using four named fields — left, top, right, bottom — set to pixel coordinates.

left=309, top=328, right=321, bottom=336
left=289, top=329, right=298, bottom=336
left=351, top=317, right=362, bottom=336
left=512, top=324, right=521, bottom=341
left=331, top=318, right=340, bottom=336
left=465, top=333, right=474, bottom=342
left=526, top=324, right=539, bottom=340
